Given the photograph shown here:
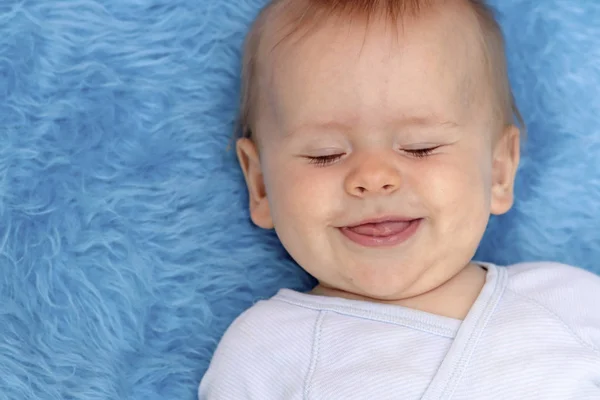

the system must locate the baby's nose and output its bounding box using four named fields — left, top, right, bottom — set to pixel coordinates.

left=344, top=156, right=401, bottom=197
